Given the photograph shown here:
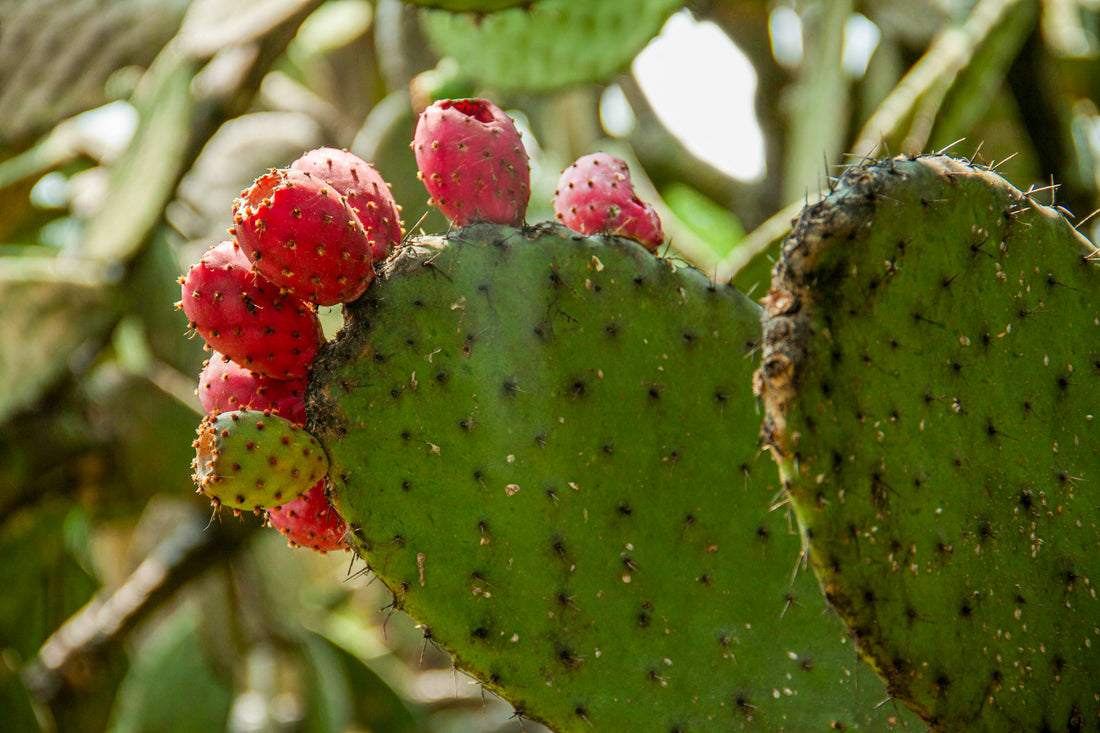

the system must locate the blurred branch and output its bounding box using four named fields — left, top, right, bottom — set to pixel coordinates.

left=23, top=514, right=258, bottom=707
left=374, top=0, right=437, bottom=93
left=852, top=0, right=1032, bottom=158
left=782, top=0, right=852, bottom=204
